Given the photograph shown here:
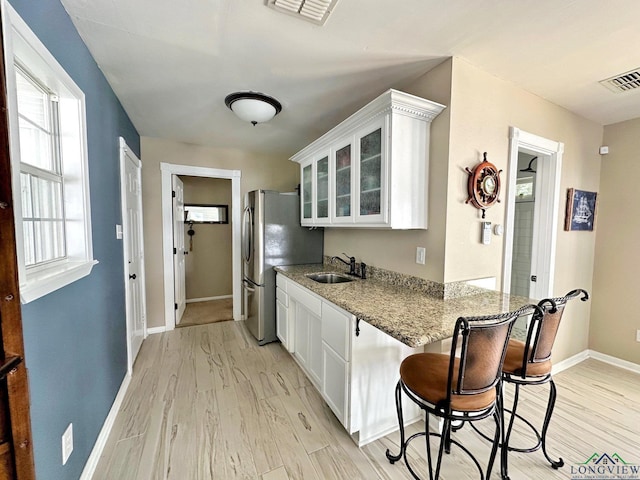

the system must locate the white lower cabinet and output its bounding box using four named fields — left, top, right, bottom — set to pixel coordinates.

left=308, top=312, right=323, bottom=386
left=275, top=286, right=292, bottom=352
left=322, top=342, right=349, bottom=425
left=276, top=273, right=421, bottom=446
left=349, top=319, right=421, bottom=445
